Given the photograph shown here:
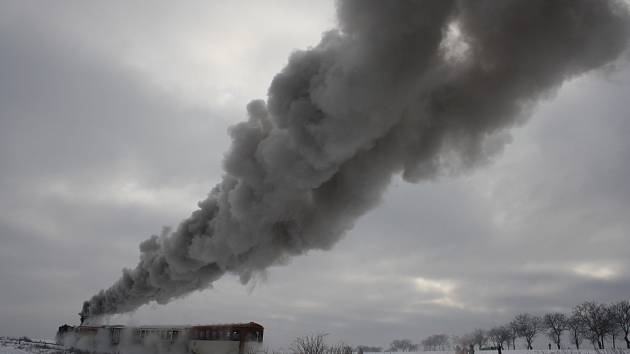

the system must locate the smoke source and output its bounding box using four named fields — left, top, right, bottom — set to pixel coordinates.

left=80, top=0, right=630, bottom=320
